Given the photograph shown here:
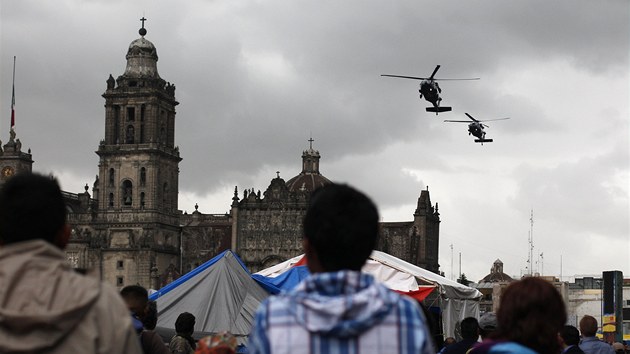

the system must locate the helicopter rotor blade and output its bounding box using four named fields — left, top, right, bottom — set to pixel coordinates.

left=443, top=120, right=471, bottom=123
left=381, top=74, right=429, bottom=81
left=464, top=113, right=479, bottom=122
left=477, top=117, right=510, bottom=122
left=432, top=78, right=480, bottom=81
left=428, top=65, right=441, bottom=80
